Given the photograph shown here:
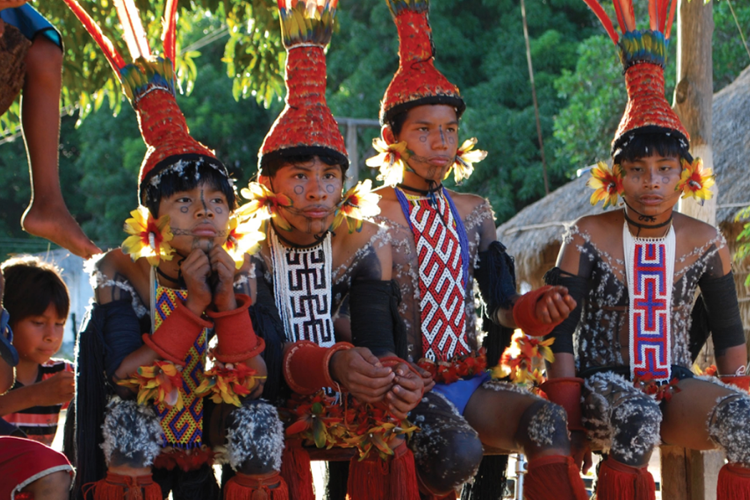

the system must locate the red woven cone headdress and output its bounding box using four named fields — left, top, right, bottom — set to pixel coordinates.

left=62, top=0, right=227, bottom=200
left=258, top=0, right=348, bottom=174
left=581, top=0, right=688, bottom=155
left=379, top=0, right=465, bottom=125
